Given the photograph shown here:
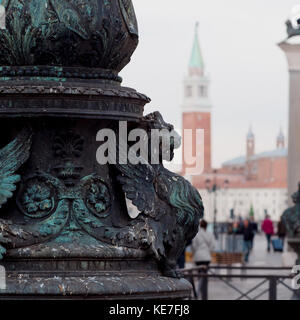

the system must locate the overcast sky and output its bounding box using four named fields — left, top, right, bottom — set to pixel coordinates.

left=120, top=0, right=299, bottom=167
